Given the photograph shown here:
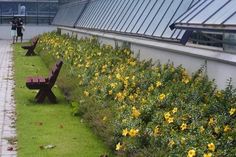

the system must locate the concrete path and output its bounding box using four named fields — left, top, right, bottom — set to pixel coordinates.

left=0, top=40, right=17, bottom=157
